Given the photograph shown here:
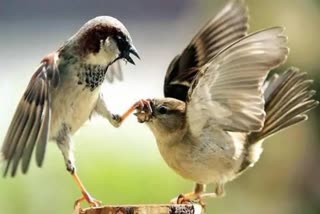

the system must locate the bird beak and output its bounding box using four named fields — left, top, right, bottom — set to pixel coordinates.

left=123, top=44, right=140, bottom=65
left=129, top=45, right=140, bottom=59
